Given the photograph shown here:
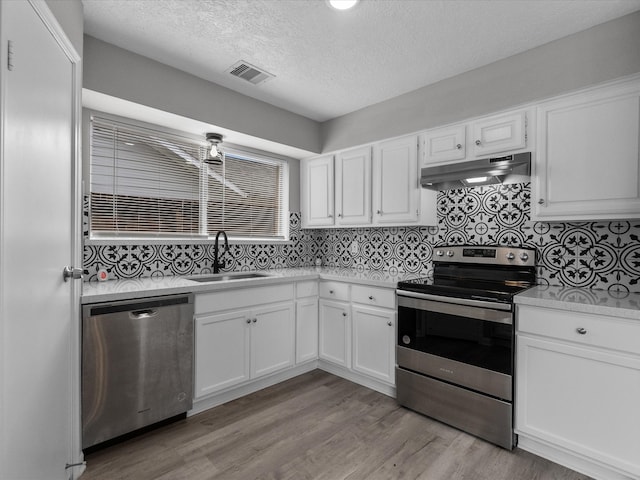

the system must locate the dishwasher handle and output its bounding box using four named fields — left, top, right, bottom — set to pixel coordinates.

left=129, top=308, right=159, bottom=319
